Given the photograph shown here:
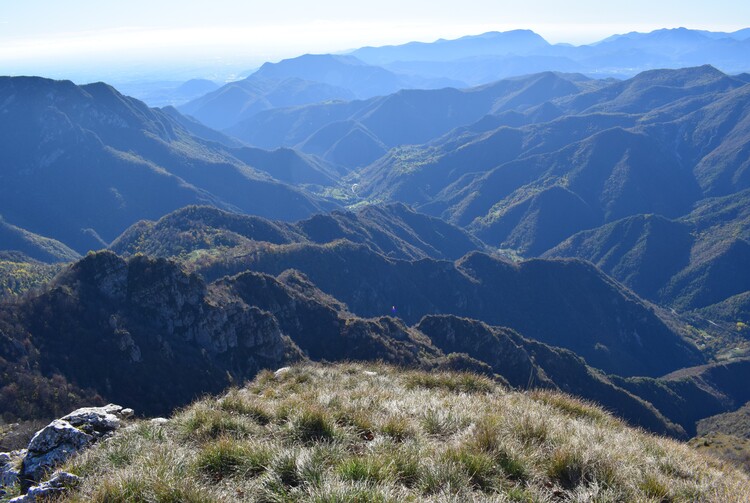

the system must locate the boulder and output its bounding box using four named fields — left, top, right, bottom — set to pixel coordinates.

left=19, top=404, right=129, bottom=486
left=20, top=420, right=93, bottom=484
left=10, top=471, right=80, bottom=503
left=61, top=406, right=121, bottom=435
